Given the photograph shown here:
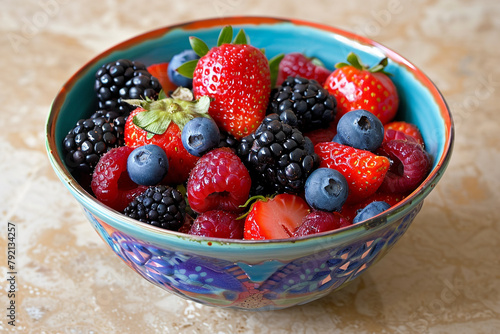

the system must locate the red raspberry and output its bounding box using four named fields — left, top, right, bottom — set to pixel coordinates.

left=188, top=210, right=243, bottom=239
left=91, top=146, right=147, bottom=211
left=277, top=52, right=331, bottom=86
left=294, top=211, right=351, bottom=237
left=384, top=121, right=424, bottom=146
left=187, top=148, right=251, bottom=213
left=383, top=128, right=419, bottom=145
left=377, top=140, right=432, bottom=194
